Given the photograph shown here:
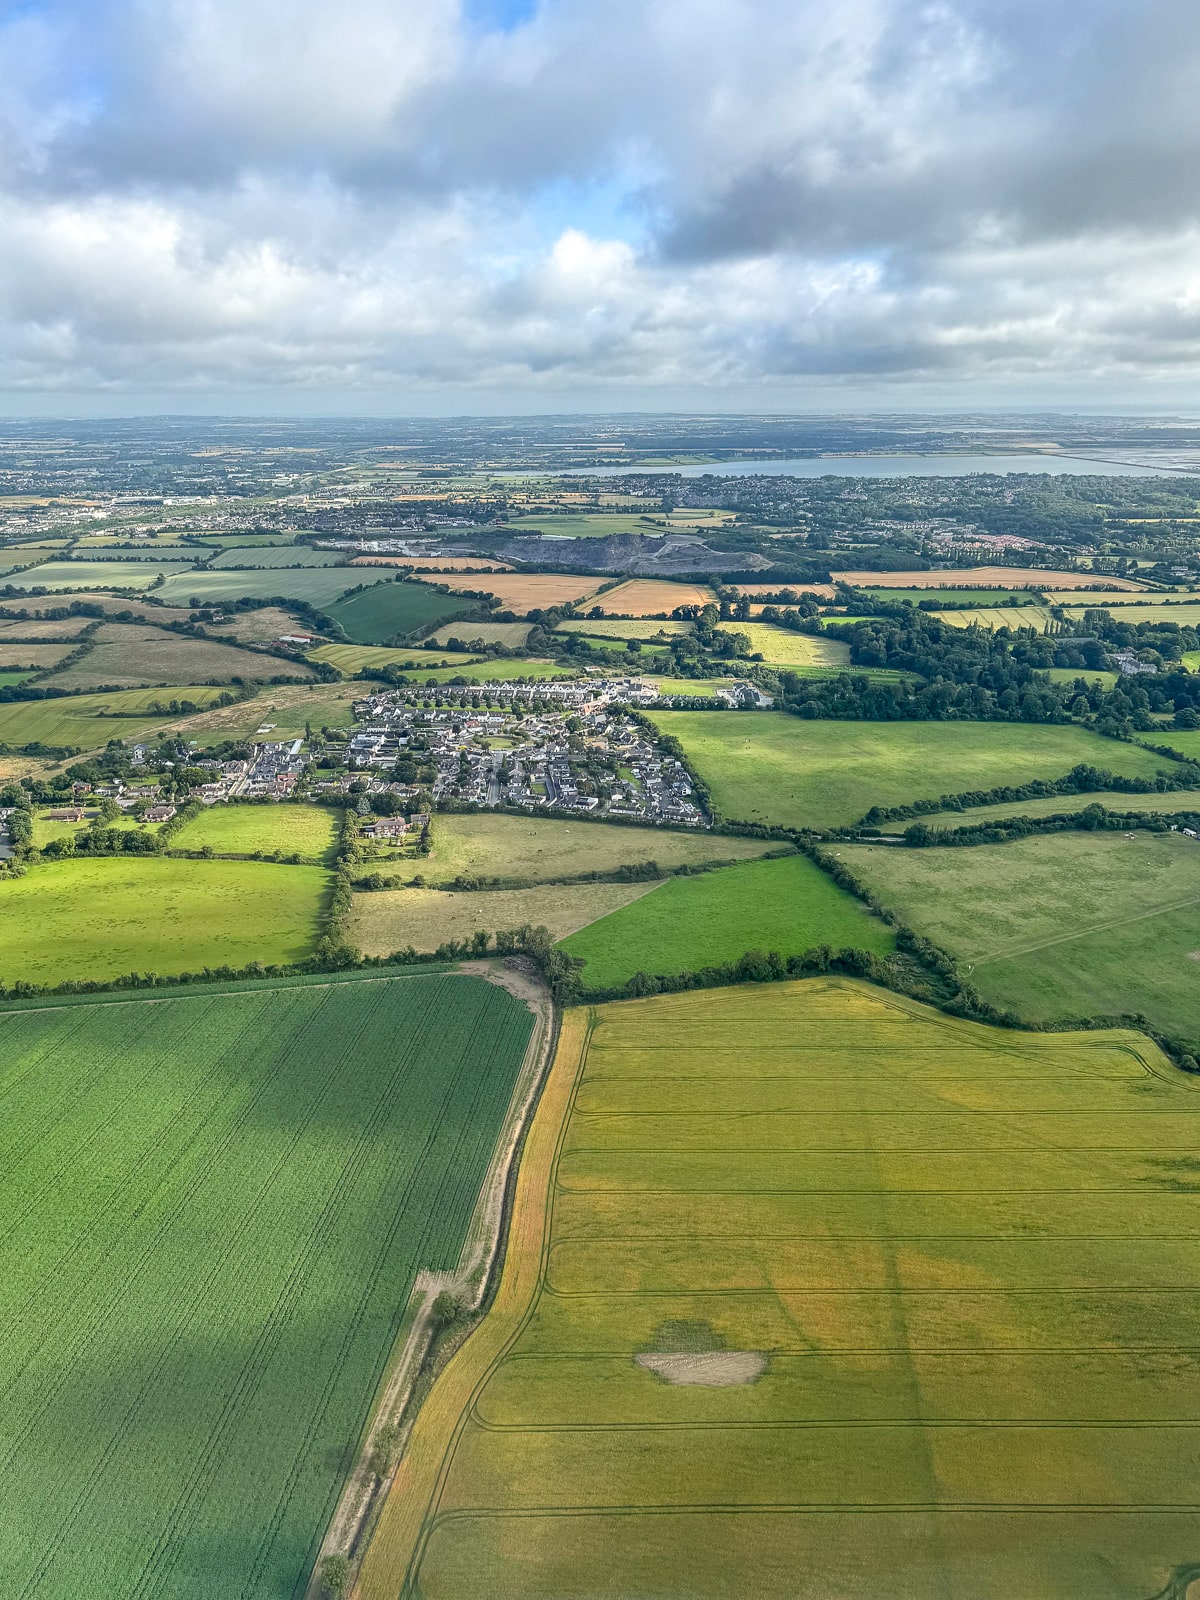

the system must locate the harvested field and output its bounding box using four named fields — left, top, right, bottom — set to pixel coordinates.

left=844, top=828, right=1200, bottom=1044
left=931, top=606, right=1056, bottom=631
left=426, top=621, right=534, bottom=647
left=420, top=812, right=778, bottom=886
left=649, top=712, right=1181, bottom=829
left=0, top=593, right=192, bottom=621
left=560, top=852, right=895, bottom=988
left=0, top=642, right=76, bottom=669
left=0, top=969, right=533, bottom=1600
left=347, top=880, right=660, bottom=954
left=555, top=617, right=695, bottom=640
left=360, top=978, right=1200, bottom=1600
left=321, top=580, right=483, bottom=643
left=0, top=855, right=330, bottom=984
left=1060, top=602, right=1200, bottom=628
left=435, top=574, right=605, bottom=612
left=837, top=567, right=1147, bottom=590
left=594, top=579, right=715, bottom=616
left=862, top=587, right=1037, bottom=606
left=44, top=622, right=313, bottom=689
